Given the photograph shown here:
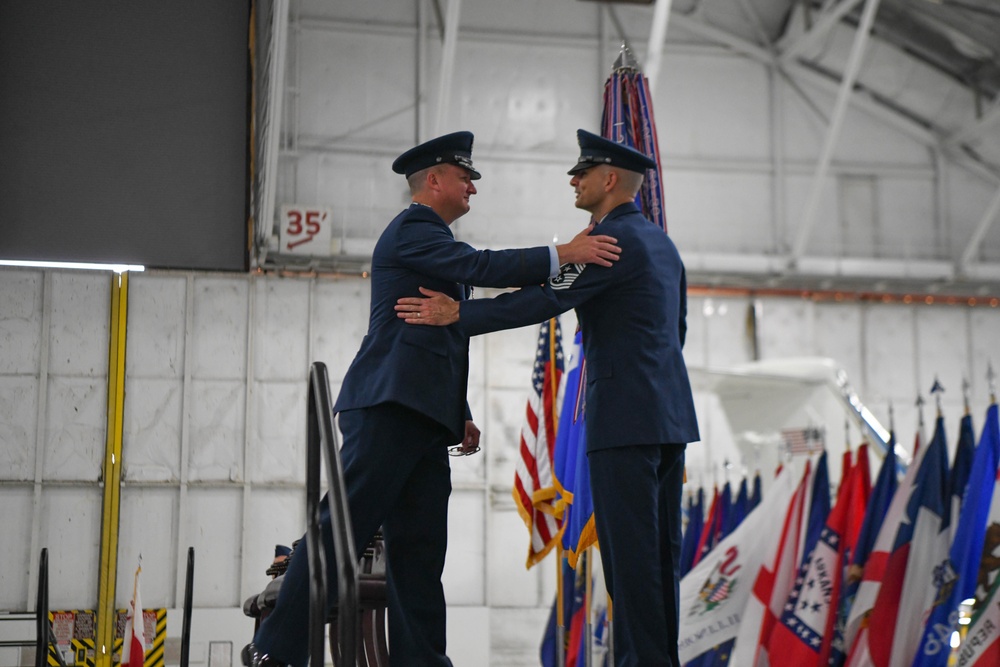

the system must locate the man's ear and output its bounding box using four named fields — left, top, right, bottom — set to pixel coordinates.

left=604, top=168, right=618, bottom=192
